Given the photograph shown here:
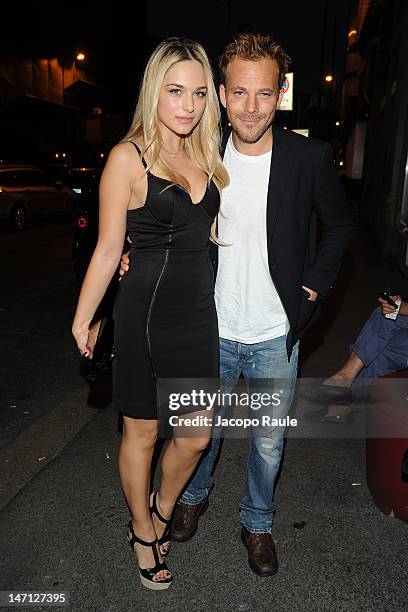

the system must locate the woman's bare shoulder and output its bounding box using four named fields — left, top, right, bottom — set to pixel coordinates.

left=109, top=140, right=143, bottom=163
left=107, top=141, right=145, bottom=182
